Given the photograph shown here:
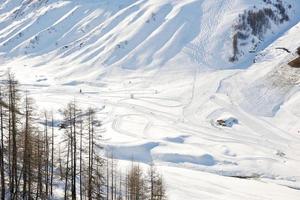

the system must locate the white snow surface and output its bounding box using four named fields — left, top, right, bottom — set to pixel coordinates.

left=1, top=0, right=300, bottom=199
